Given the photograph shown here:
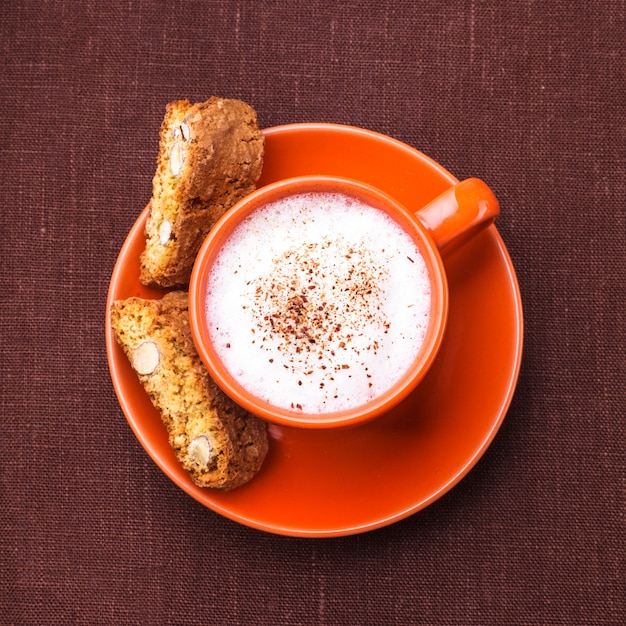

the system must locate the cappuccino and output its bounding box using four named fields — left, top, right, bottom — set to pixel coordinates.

left=205, top=191, right=431, bottom=414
